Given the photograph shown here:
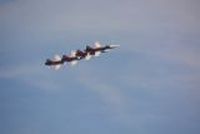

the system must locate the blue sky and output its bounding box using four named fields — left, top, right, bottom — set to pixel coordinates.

left=1, top=0, right=200, bottom=134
